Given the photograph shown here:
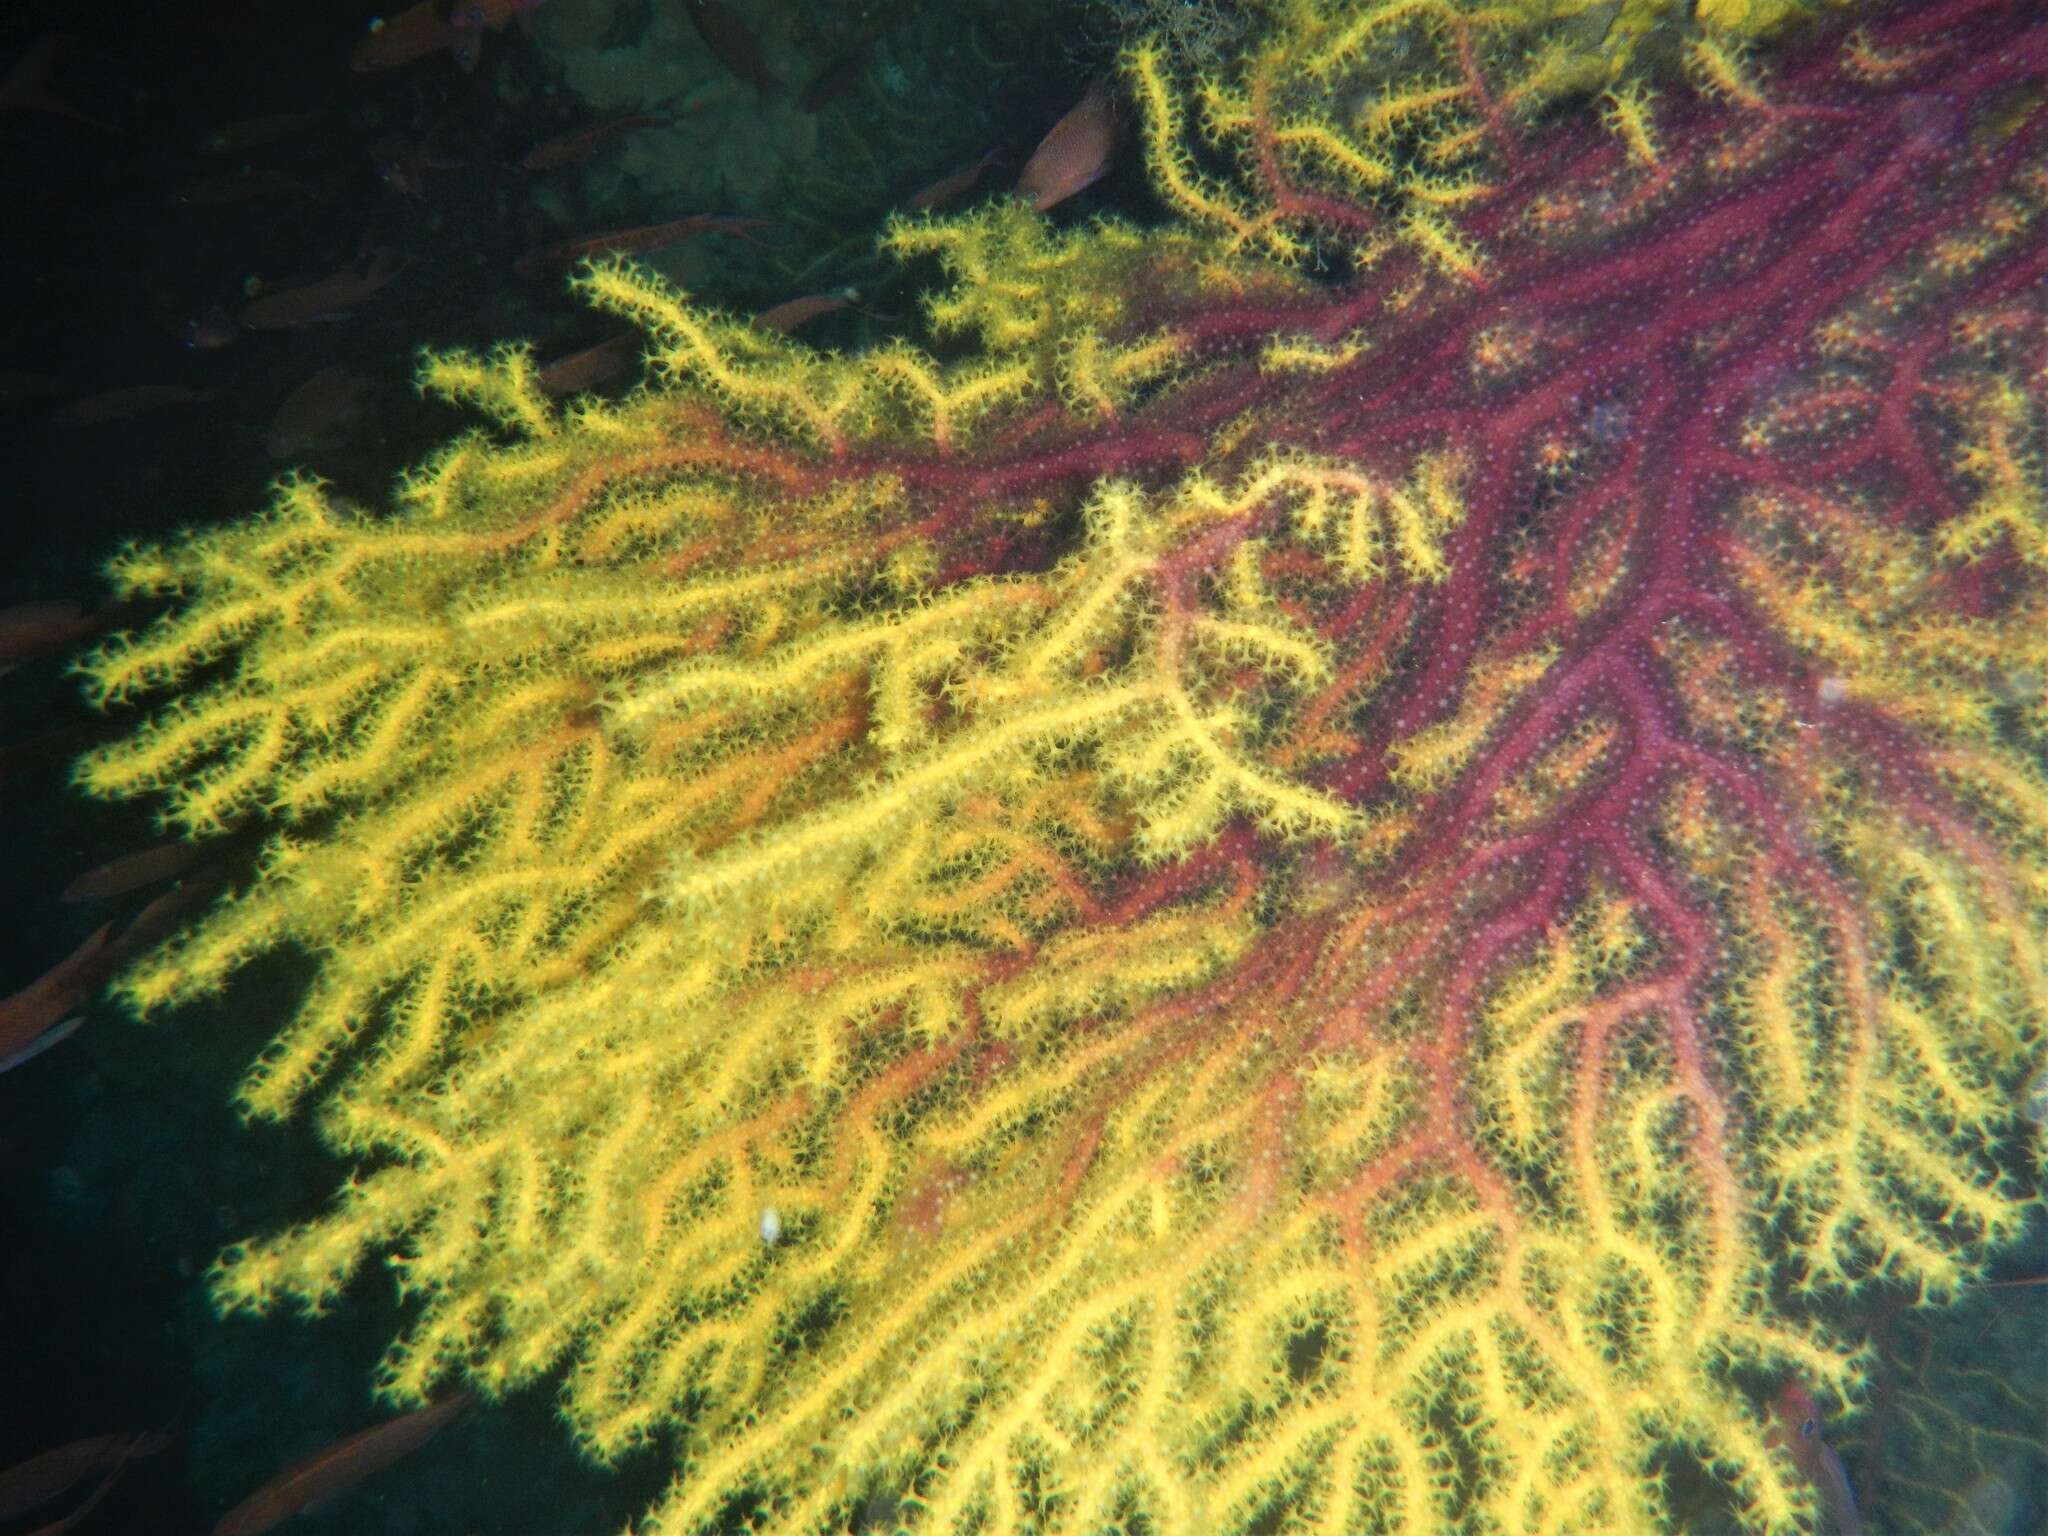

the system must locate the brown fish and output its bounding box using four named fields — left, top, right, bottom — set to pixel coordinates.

left=905, top=147, right=1004, bottom=211
left=538, top=332, right=641, bottom=396
left=1018, top=78, right=1119, bottom=213
left=754, top=287, right=859, bottom=333
left=173, top=168, right=313, bottom=206
left=0, top=34, right=113, bottom=131
left=0, top=598, right=147, bottom=673
left=268, top=365, right=369, bottom=459
left=350, top=2, right=452, bottom=72
left=0, top=370, right=64, bottom=405
left=238, top=249, right=403, bottom=329
left=514, top=214, right=777, bottom=276
left=0, top=1431, right=172, bottom=1520
left=0, top=924, right=113, bottom=1076
left=118, top=876, right=227, bottom=956
left=52, top=385, right=213, bottom=426
left=521, top=114, right=671, bottom=172
left=350, top=0, right=541, bottom=72
left=208, top=1393, right=472, bottom=1536
left=799, top=13, right=893, bottom=113
left=200, top=110, right=327, bottom=154
left=686, top=1, right=783, bottom=95
left=1767, top=1383, right=1861, bottom=1536
left=61, top=839, right=216, bottom=904
left=0, top=600, right=97, bottom=669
